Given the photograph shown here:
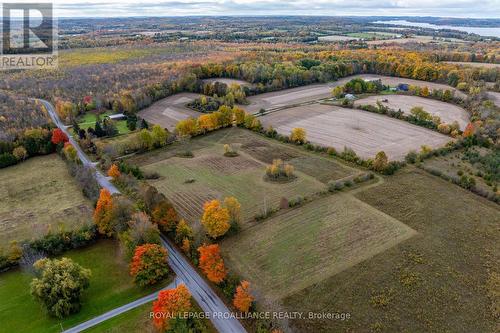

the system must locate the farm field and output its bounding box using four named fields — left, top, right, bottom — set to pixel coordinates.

left=366, top=36, right=466, bottom=46
left=318, top=35, right=359, bottom=42
left=221, top=193, right=416, bottom=300
left=138, top=93, right=201, bottom=131
left=0, top=155, right=93, bottom=250
left=283, top=168, right=500, bottom=333
left=0, top=240, right=167, bottom=333
left=126, top=128, right=358, bottom=230
left=442, top=61, right=500, bottom=68
left=354, top=94, right=469, bottom=129
left=260, top=104, right=451, bottom=160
